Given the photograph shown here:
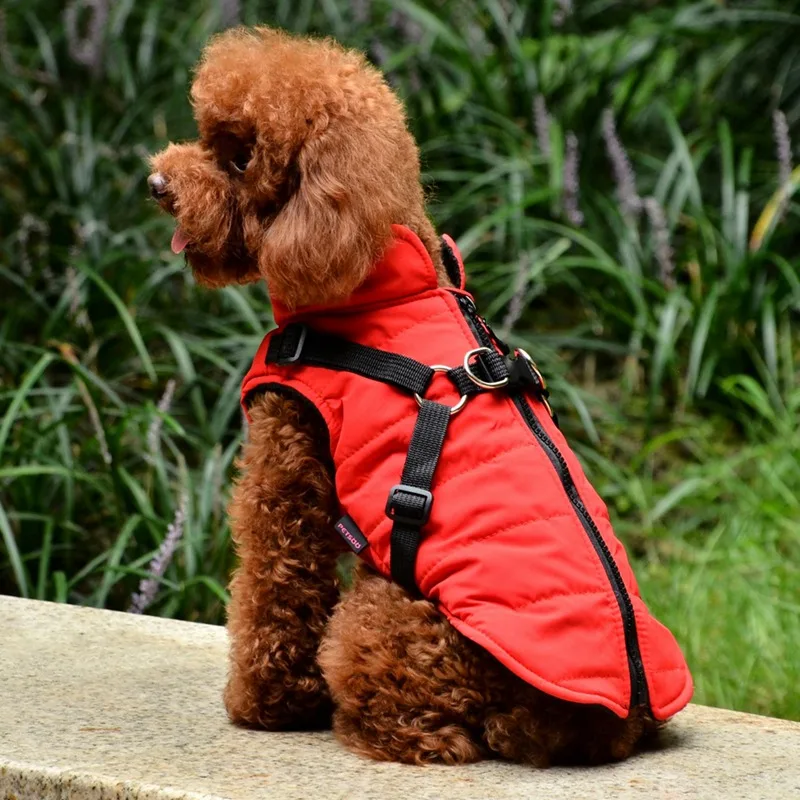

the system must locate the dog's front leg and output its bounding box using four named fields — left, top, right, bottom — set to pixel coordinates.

left=224, top=392, right=342, bottom=730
